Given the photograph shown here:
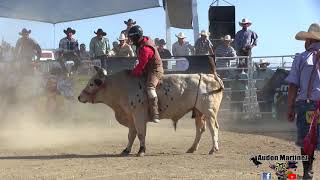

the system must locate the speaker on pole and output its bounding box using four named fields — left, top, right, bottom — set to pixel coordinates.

left=208, top=6, right=235, bottom=42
